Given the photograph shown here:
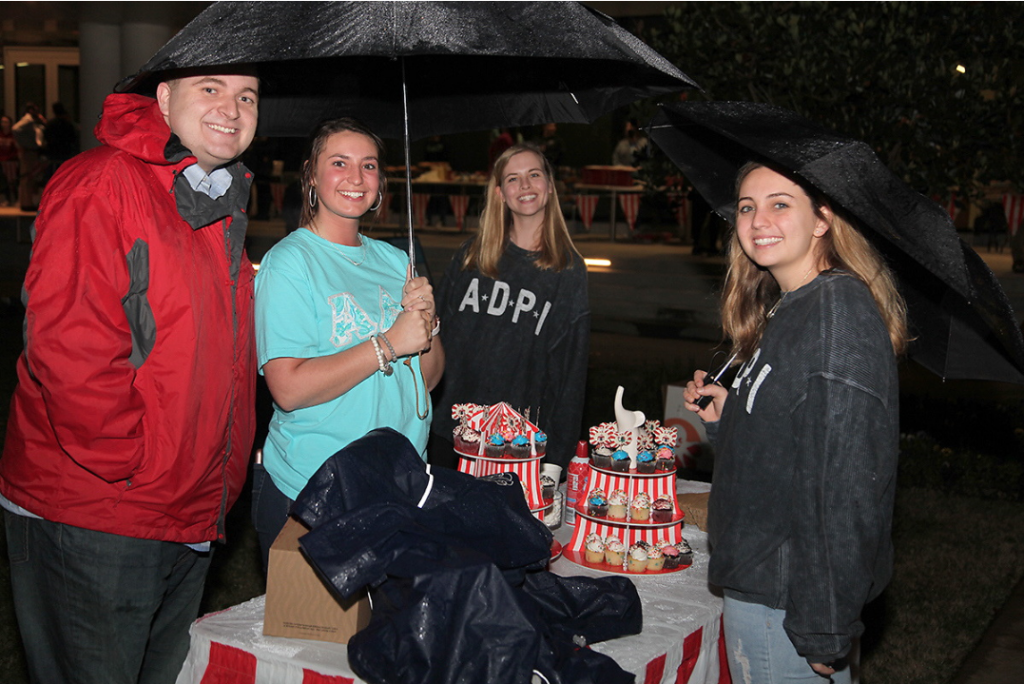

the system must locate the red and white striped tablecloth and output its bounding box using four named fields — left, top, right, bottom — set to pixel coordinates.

left=1004, top=194, right=1024, bottom=237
